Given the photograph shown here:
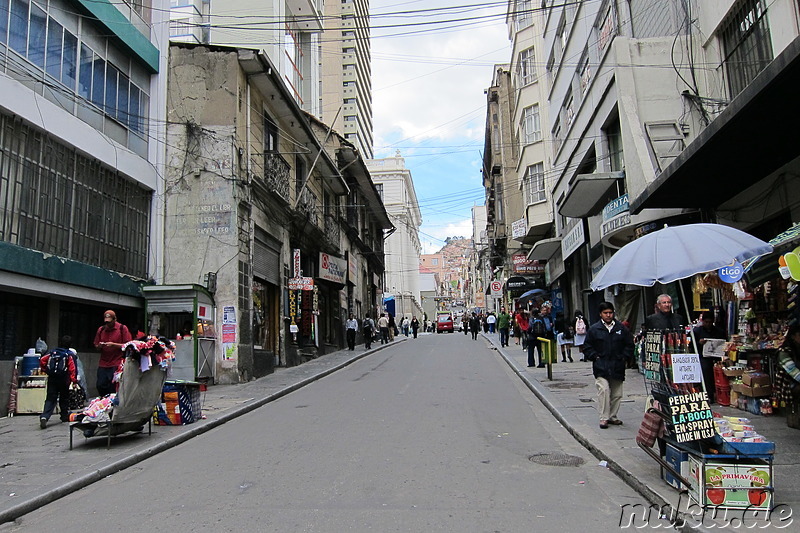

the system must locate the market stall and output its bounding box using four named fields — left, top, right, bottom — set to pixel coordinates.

left=590, top=223, right=776, bottom=509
